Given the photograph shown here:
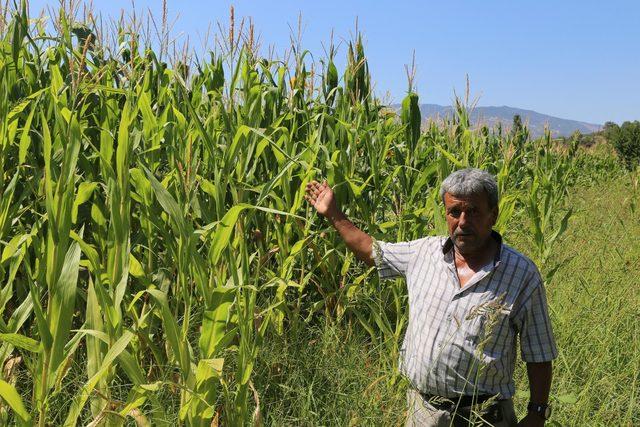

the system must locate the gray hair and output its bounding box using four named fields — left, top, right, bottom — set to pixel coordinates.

left=439, top=168, right=499, bottom=209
